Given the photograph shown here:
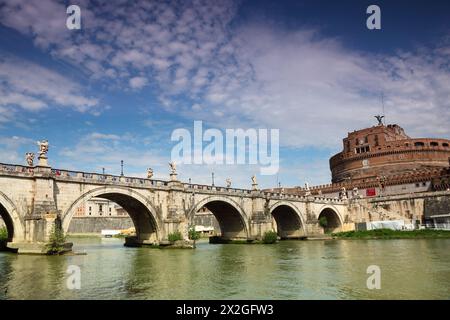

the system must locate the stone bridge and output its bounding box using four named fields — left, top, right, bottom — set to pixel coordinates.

left=0, top=163, right=350, bottom=252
